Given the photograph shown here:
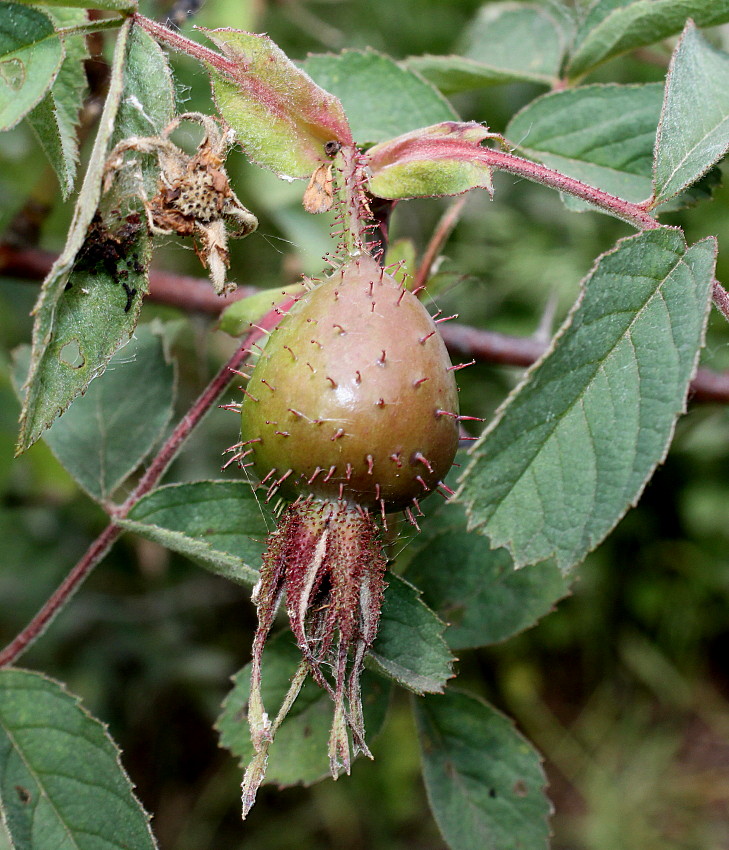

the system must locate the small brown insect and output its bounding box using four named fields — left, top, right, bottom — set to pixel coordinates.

left=303, top=162, right=335, bottom=214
